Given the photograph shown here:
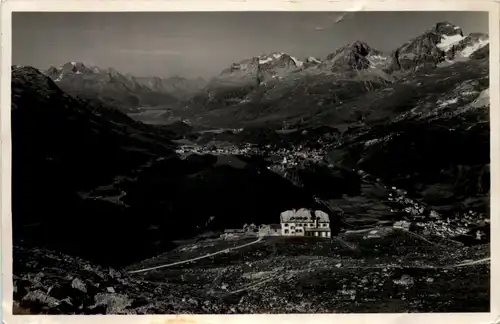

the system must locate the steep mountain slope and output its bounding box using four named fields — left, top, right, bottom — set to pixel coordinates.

left=12, top=65, right=178, bottom=263
left=43, top=62, right=180, bottom=112
left=12, top=66, right=323, bottom=266
left=391, top=22, right=489, bottom=71
left=319, top=41, right=391, bottom=72
left=189, top=52, right=305, bottom=110
left=325, top=57, right=490, bottom=220
left=450, top=32, right=490, bottom=59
